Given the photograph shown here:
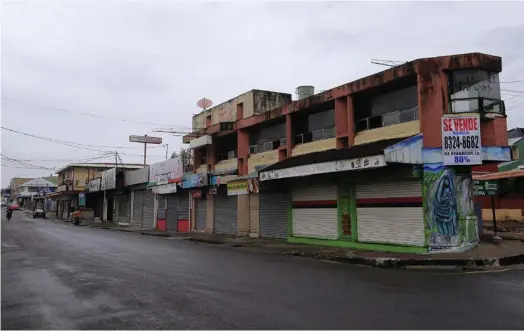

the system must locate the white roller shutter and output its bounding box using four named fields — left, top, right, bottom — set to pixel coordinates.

left=292, top=182, right=338, bottom=240
left=356, top=179, right=424, bottom=247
